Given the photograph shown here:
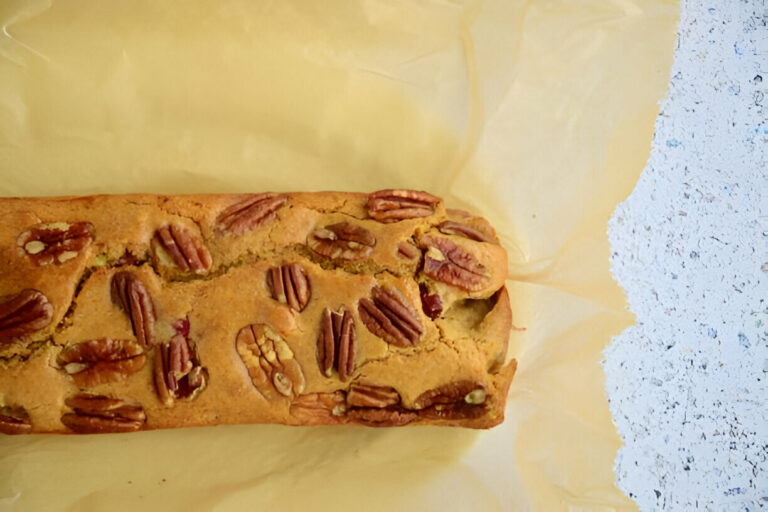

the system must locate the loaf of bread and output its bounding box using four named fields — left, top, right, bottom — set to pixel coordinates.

left=0, top=190, right=515, bottom=434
